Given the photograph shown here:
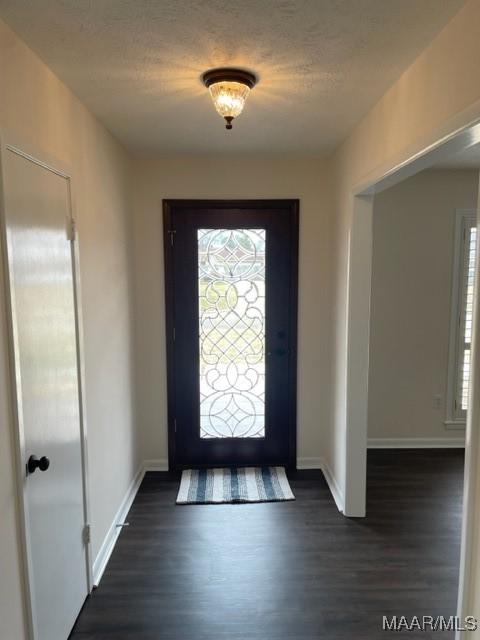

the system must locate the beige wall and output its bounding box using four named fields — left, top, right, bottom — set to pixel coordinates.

left=329, top=0, right=480, bottom=621
left=0, top=19, right=139, bottom=639
left=328, top=0, right=480, bottom=508
left=3, top=0, right=480, bottom=635
left=369, top=169, right=479, bottom=441
left=131, top=154, right=332, bottom=465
